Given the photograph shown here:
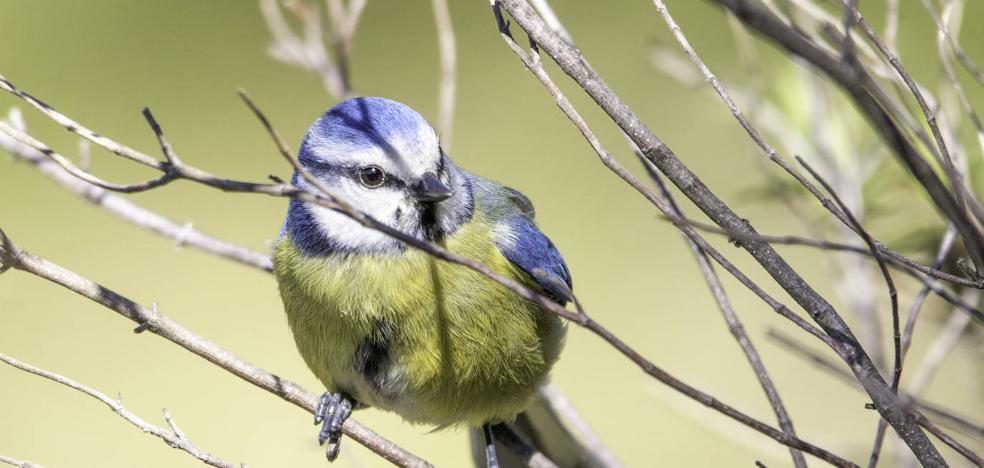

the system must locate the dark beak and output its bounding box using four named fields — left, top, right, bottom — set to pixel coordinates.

left=414, top=172, right=453, bottom=203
